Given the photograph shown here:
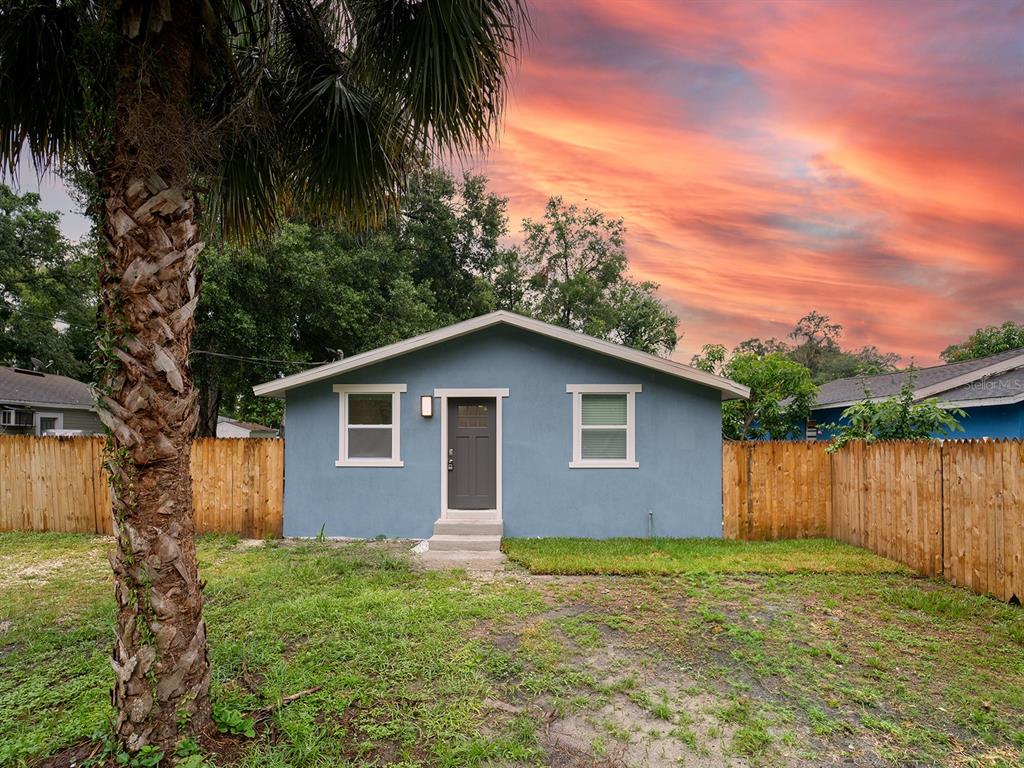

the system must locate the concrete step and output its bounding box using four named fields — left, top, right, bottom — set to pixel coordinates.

left=416, top=550, right=506, bottom=571
left=433, top=519, right=503, bottom=536
left=444, top=510, right=500, bottom=522
left=427, top=534, right=502, bottom=552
